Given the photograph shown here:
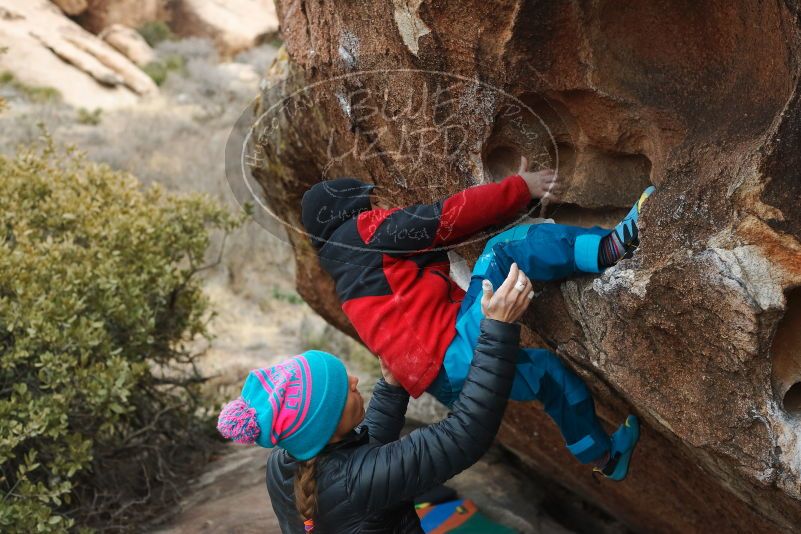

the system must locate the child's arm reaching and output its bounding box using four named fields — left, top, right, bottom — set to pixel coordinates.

left=358, top=158, right=559, bottom=253
left=356, top=177, right=528, bottom=253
